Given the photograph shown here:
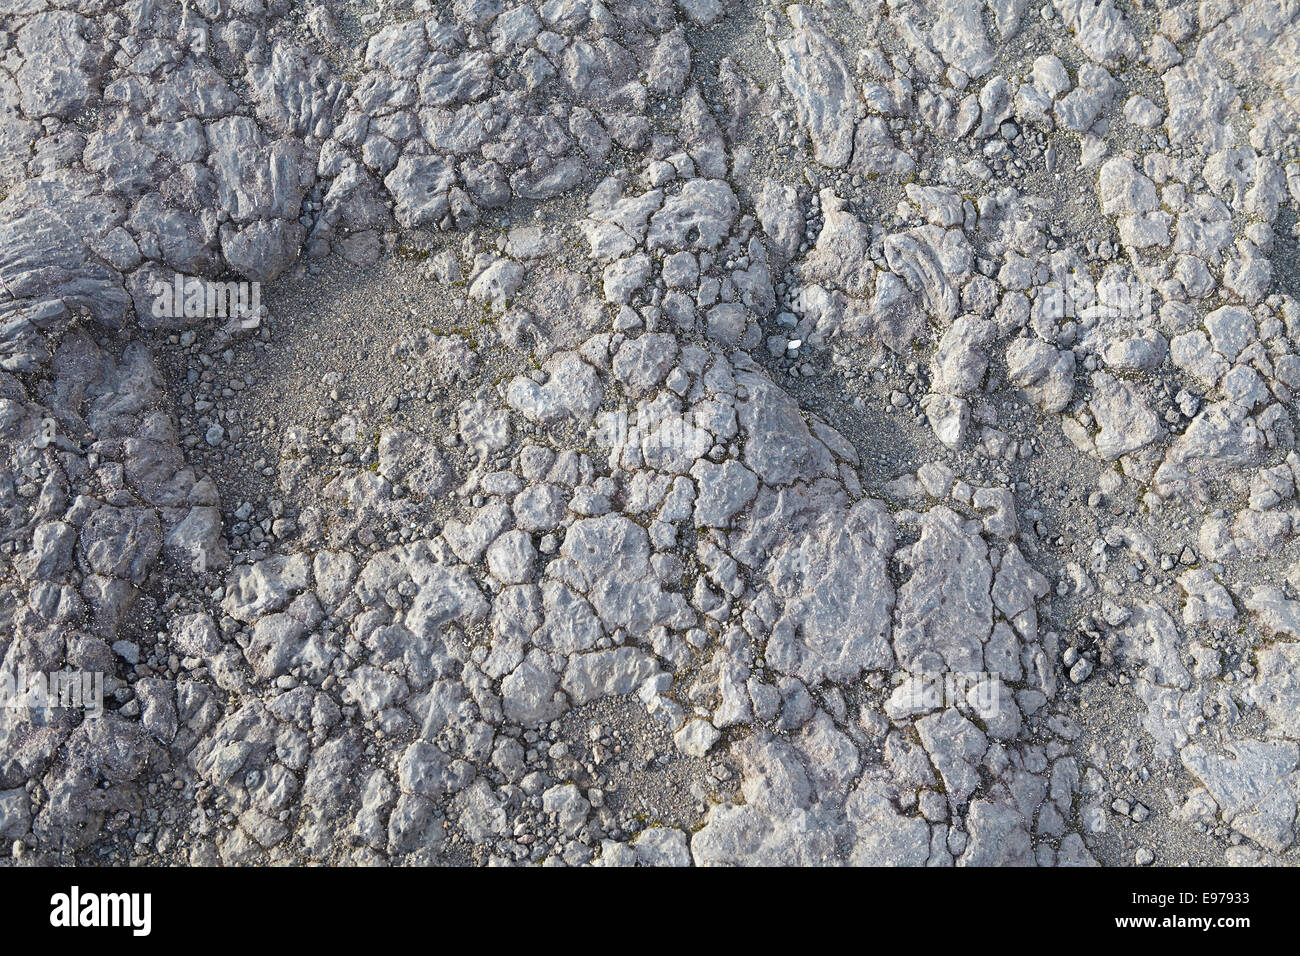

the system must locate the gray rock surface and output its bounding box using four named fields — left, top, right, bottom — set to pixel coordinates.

left=1, top=0, right=1298, bottom=871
